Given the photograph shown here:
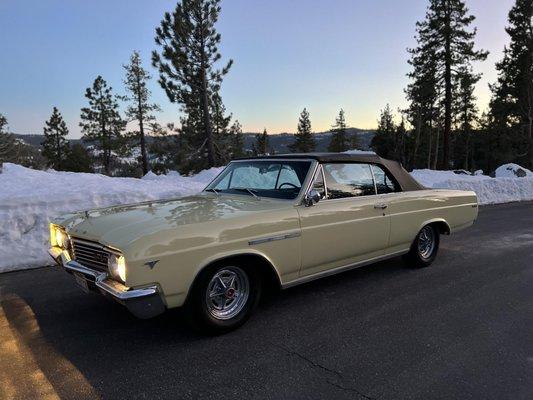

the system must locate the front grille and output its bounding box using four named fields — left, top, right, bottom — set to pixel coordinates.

left=70, top=237, right=111, bottom=271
